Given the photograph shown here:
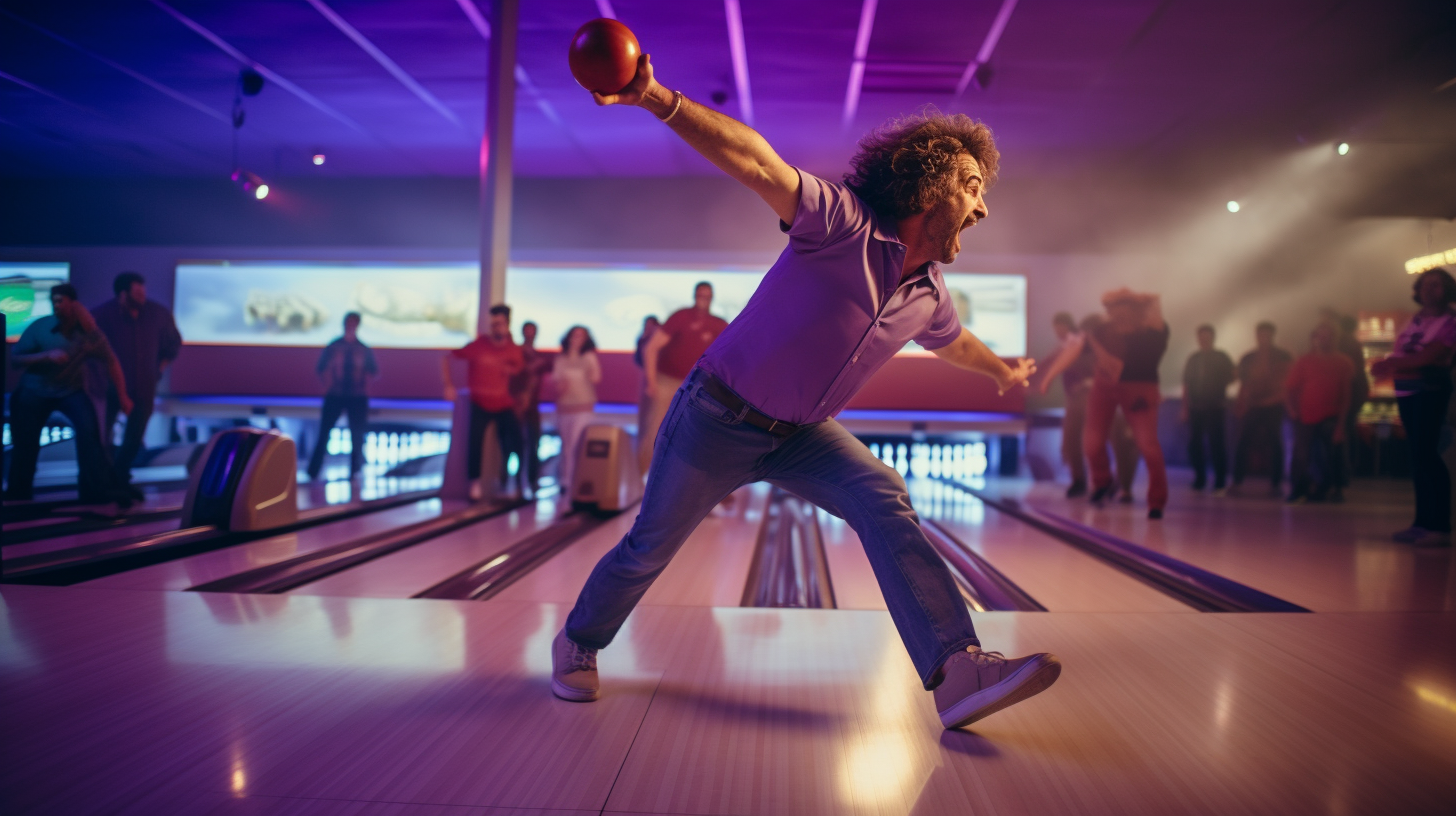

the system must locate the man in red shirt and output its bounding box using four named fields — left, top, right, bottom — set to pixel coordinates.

left=638, top=281, right=728, bottom=472
left=1285, top=321, right=1354, bottom=503
left=442, top=304, right=526, bottom=499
